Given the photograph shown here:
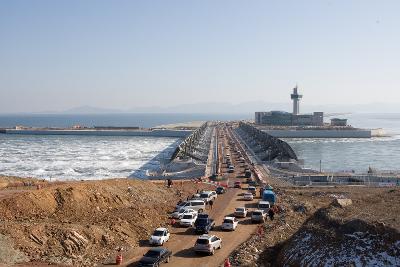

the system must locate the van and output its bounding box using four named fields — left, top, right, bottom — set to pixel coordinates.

left=176, top=200, right=206, bottom=213
left=262, top=191, right=276, bottom=205
left=258, top=201, right=271, bottom=211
